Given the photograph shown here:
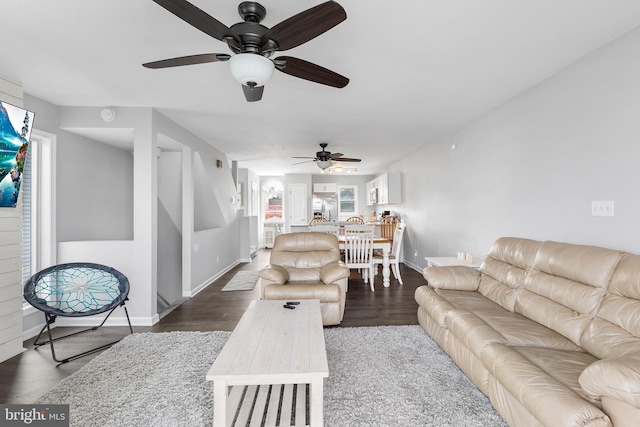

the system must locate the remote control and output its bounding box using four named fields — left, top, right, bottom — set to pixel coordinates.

left=283, top=304, right=295, bottom=309
left=286, top=301, right=300, bottom=305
